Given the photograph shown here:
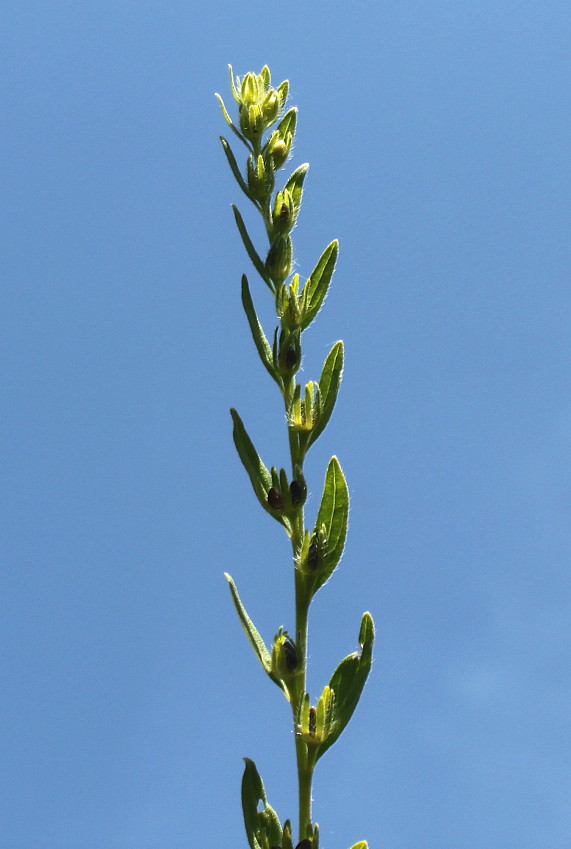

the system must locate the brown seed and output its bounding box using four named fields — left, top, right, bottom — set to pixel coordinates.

left=285, top=346, right=297, bottom=369
left=289, top=480, right=303, bottom=506
left=306, top=541, right=319, bottom=570
left=267, top=487, right=283, bottom=510
left=282, top=638, right=297, bottom=672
